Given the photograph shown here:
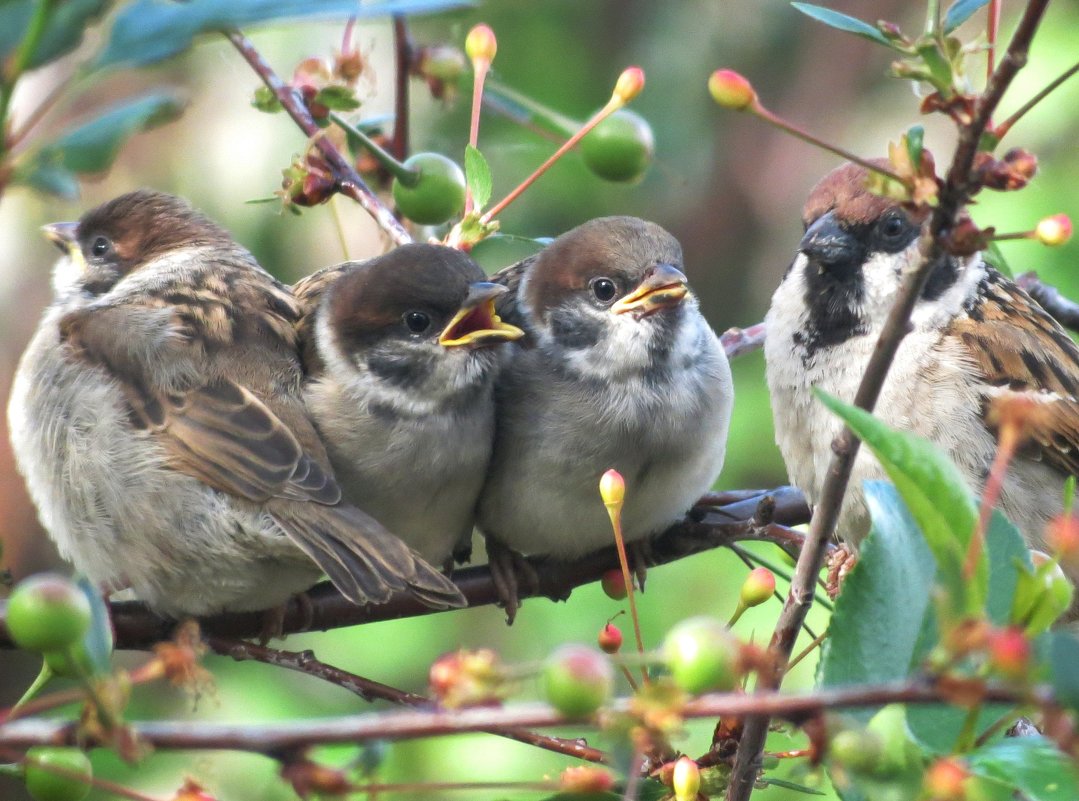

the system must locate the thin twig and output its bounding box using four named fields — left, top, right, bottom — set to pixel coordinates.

left=225, top=31, right=411, bottom=246
left=0, top=489, right=810, bottom=650
left=207, top=637, right=607, bottom=764
left=1016, top=272, right=1079, bottom=331
left=726, top=3, right=1051, bottom=798
left=391, top=17, right=413, bottom=162
left=994, top=59, right=1079, bottom=140
left=0, top=680, right=1047, bottom=751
